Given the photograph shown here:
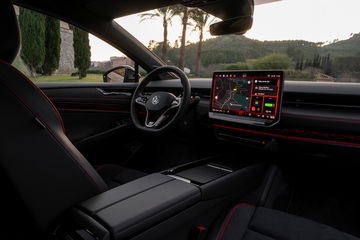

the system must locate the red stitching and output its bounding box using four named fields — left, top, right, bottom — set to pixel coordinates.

left=196, top=226, right=207, bottom=230
left=58, top=108, right=146, bottom=115
left=217, top=203, right=255, bottom=240
left=58, top=108, right=131, bottom=114
left=0, top=59, right=66, bottom=133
